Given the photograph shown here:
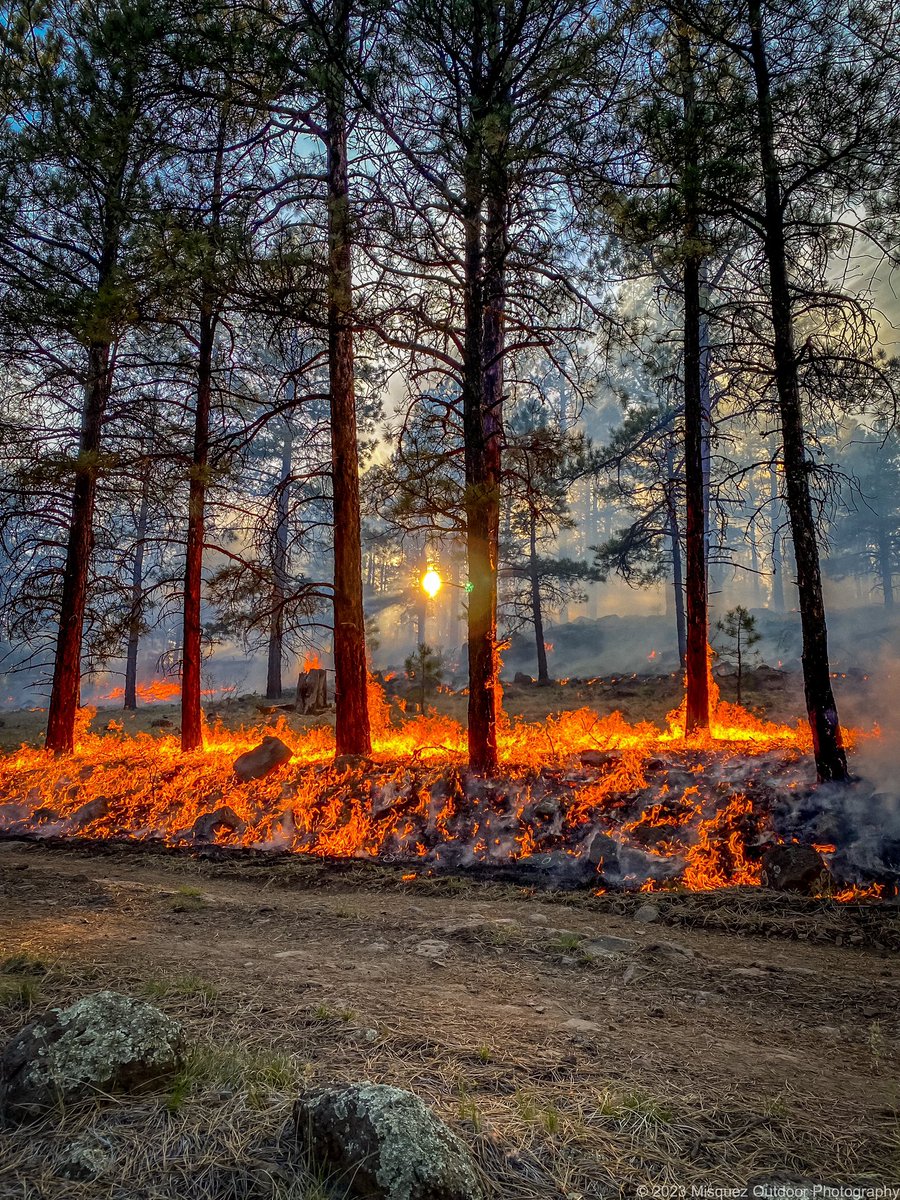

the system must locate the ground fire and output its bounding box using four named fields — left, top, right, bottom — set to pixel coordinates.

left=0, top=672, right=892, bottom=901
